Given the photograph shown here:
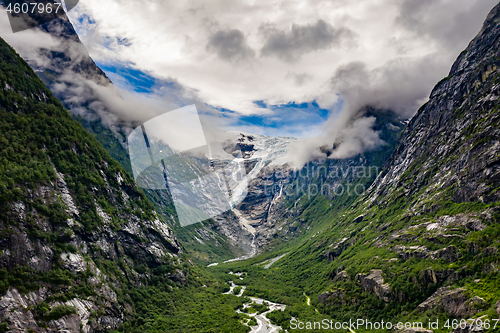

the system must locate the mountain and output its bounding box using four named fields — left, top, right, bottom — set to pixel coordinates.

left=0, top=37, right=252, bottom=333
left=231, top=108, right=405, bottom=253
left=211, top=3, right=500, bottom=331
left=0, top=35, right=182, bottom=331
left=7, top=9, right=408, bottom=264
left=3, top=2, right=499, bottom=332
left=16, top=11, right=272, bottom=263
left=0, top=9, right=242, bottom=262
